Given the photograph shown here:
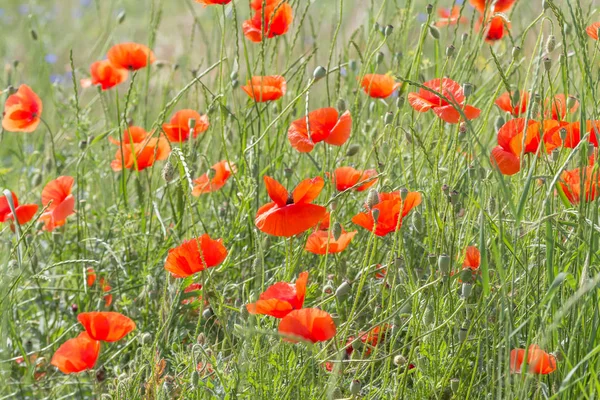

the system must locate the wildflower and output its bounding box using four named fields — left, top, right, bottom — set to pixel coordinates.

left=111, top=136, right=171, bottom=171
left=86, top=267, right=96, bottom=287
left=255, top=176, right=327, bottom=237
left=246, top=271, right=308, bottom=318
left=39, top=176, right=75, bottom=231
left=51, top=332, right=100, bottom=374
left=196, top=0, right=231, bottom=5
left=463, top=246, right=481, bottom=270
left=107, top=42, right=155, bottom=70
left=0, top=191, right=38, bottom=225
left=192, top=160, right=236, bottom=196
left=305, top=219, right=356, bottom=255
left=436, top=6, right=467, bottom=27
left=495, top=91, right=530, bottom=117
left=408, top=78, right=480, bottom=124
left=490, top=119, right=541, bottom=175
left=100, top=278, right=113, bottom=307
left=287, top=108, right=352, bottom=153
left=510, top=344, right=557, bottom=374
left=86, top=60, right=128, bottom=90
left=585, top=22, right=600, bottom=40
left=469, top=0, right=516, bottom=14
left=546, top=94, right=579, bottom=120
left=278, top=308, right=336, bottom=343
left=242, top=75, right=287, bottom=102
left=243, top=1, right=293, bottom=42
left=559, top=166, right=600, bottom=205
left=331, top=167, right=378, bottom=192
left=162, top=110, right=209, bottom=143
left=2, top=84, right=43, bottom=132
left=108, top=126, right=152, bottom=145
left=352, top=191, right=422, bottom=237
left=77, top=312, right=136, bottom=342
left=164, top=235, right=228, bottom=278
left=360, top=74, right=401, bottom=98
